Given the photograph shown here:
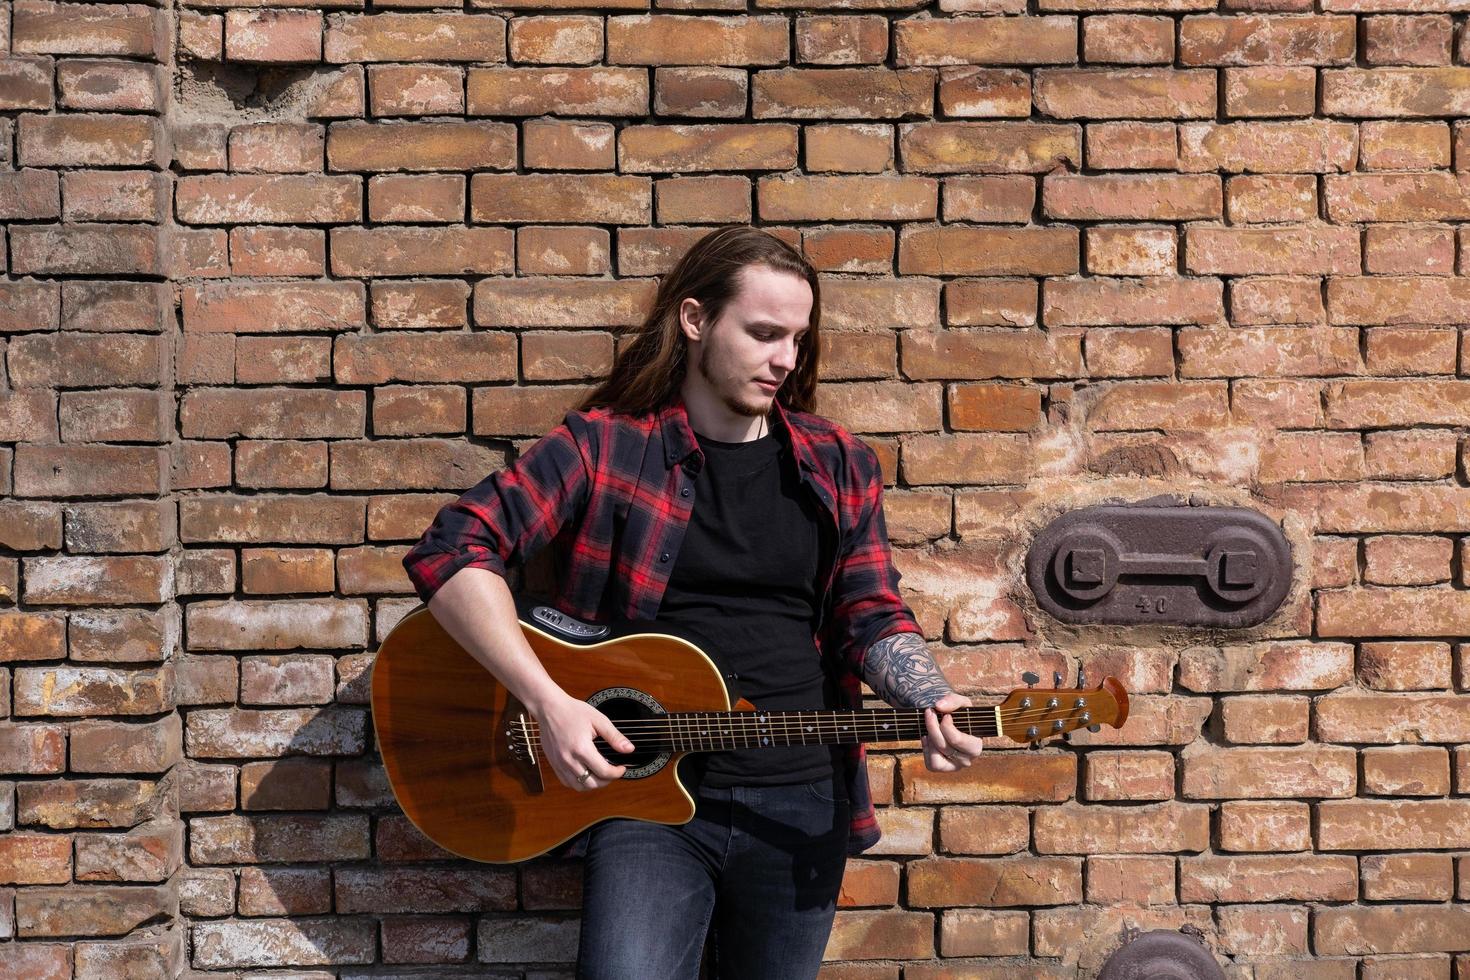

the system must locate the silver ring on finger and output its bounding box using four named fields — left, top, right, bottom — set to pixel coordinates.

left=577, top=767, right=592, bottom=785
